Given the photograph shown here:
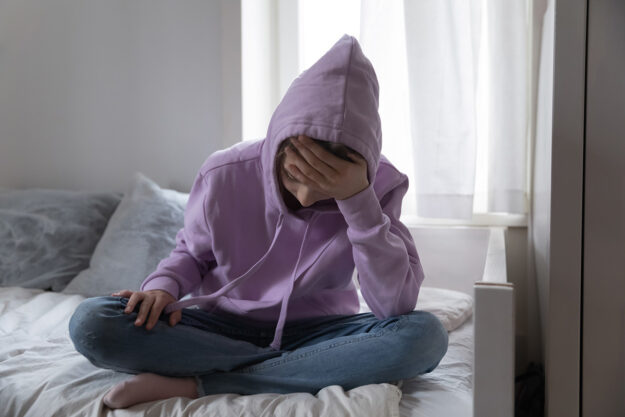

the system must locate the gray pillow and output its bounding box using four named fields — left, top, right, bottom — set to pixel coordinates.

left=0, top=188, right=122, bottom=291
left=62, top=172, right=189, bottom=298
